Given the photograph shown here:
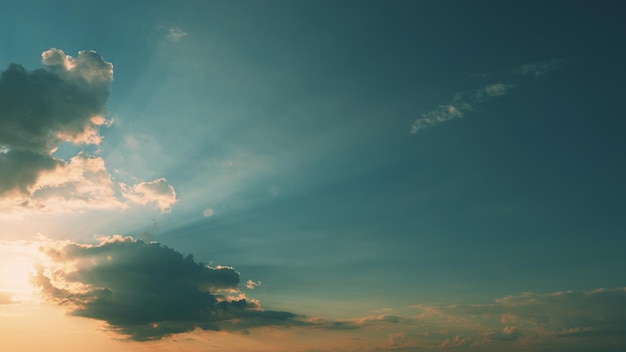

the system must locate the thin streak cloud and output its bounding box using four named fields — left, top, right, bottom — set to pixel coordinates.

left=411, top=59, right=561, bottom=134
